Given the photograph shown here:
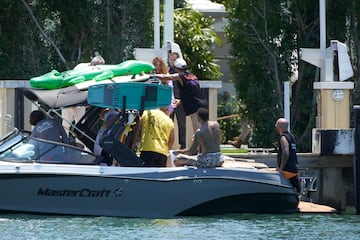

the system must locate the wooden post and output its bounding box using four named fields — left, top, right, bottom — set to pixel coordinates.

left=353, top=105, right=360, bottom=214
left=320, top=167, right=344, bottom=211
left=313, top=82, right=354, bottom=129
left=0, top=88, right=8, bottom=137
left=0, top=81, right=32, bottom=136
left=182, top=81, right=221, bottom=149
